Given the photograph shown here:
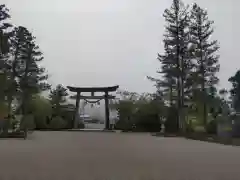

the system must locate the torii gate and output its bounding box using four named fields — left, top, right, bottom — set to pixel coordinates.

left=67, top=85, right=119, bottom=130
